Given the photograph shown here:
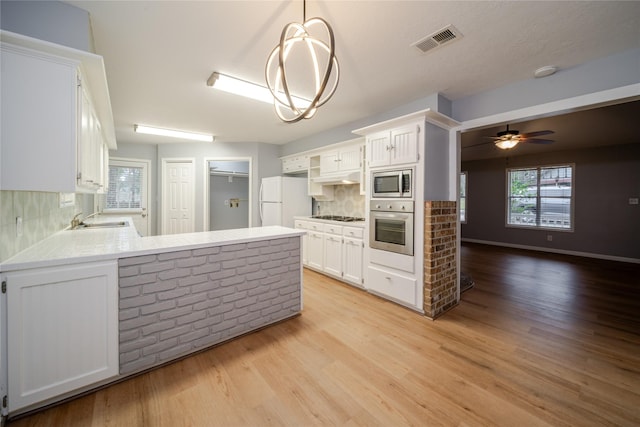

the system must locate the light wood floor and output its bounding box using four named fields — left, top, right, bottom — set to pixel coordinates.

left=9, top=243, right=640, bottom=426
